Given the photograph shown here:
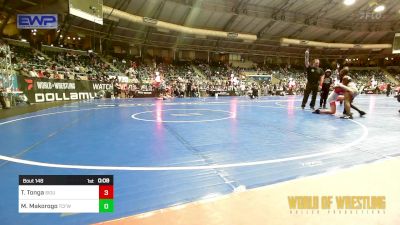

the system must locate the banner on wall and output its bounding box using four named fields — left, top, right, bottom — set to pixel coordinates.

left=17, top=76, right=122, bottom=103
